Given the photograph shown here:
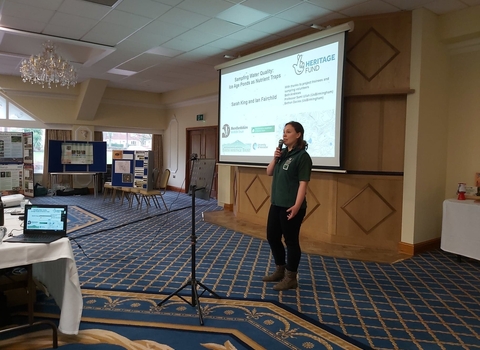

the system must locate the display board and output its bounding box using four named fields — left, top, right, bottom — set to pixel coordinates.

left=48, top=140, right=107, bottom=173
left=0, top=131, right=24, bottom=163
left=111, top=150, right=153, bottom=190
left=0, top=131, right=34, bottom=197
